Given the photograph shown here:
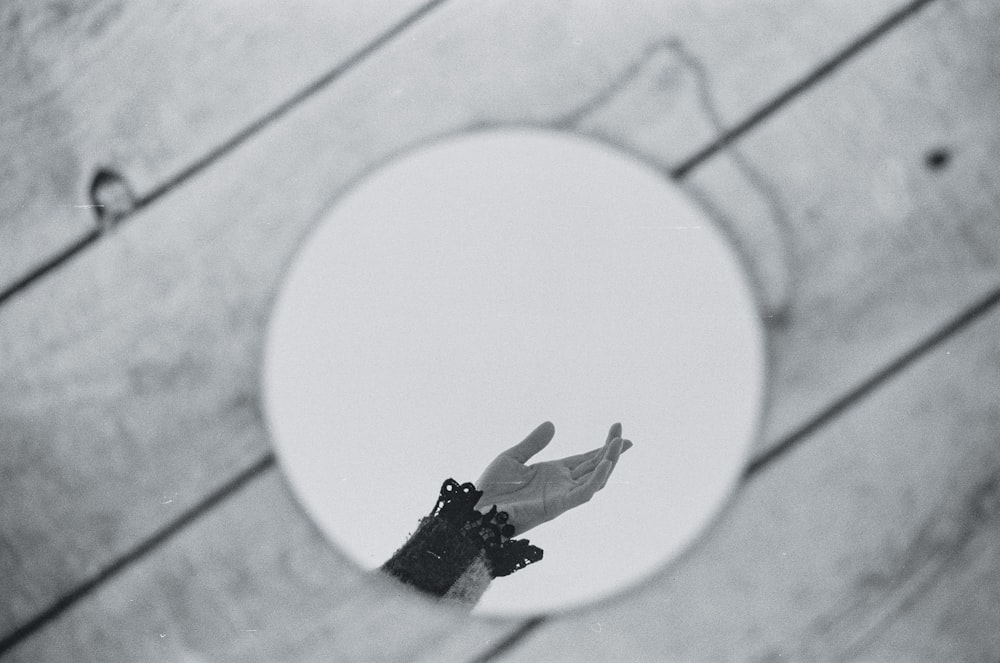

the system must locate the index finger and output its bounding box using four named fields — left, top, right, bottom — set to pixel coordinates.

left=502, top=421, right=556, bottom=463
